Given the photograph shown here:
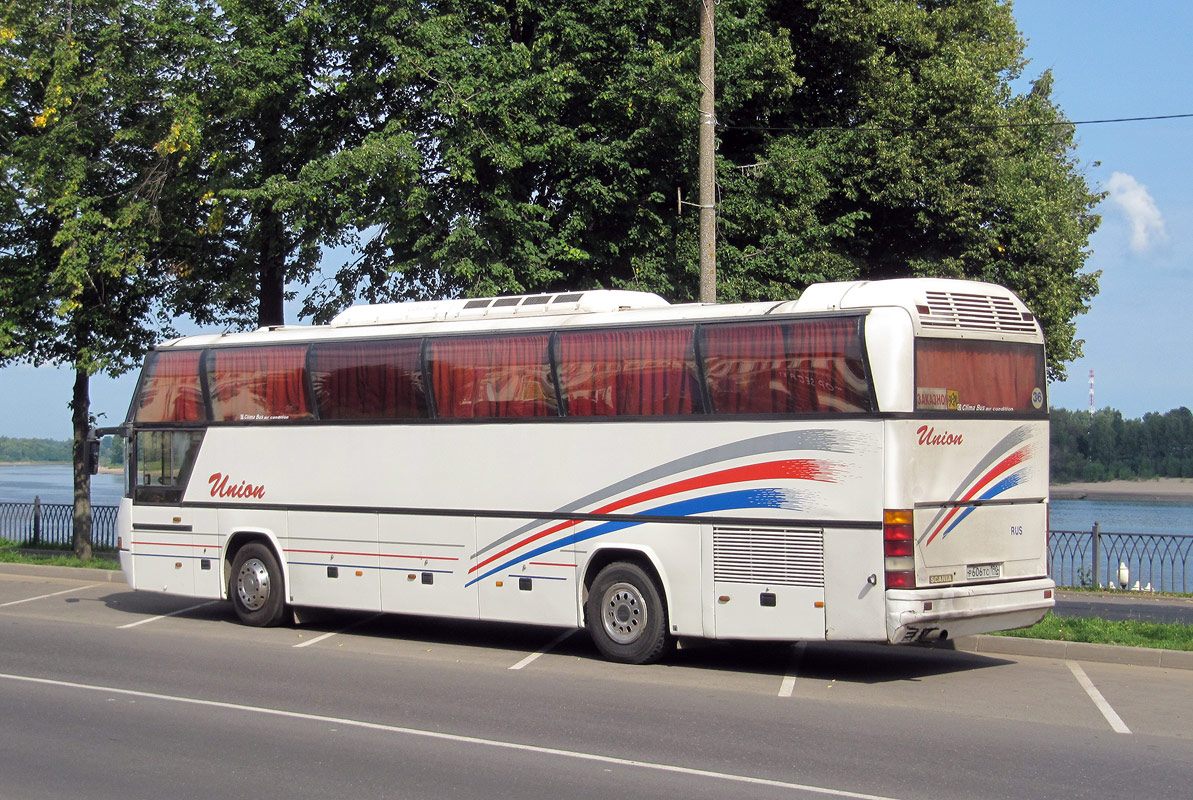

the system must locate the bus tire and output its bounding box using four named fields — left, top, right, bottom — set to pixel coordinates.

left=229, top=542, right=286, bottom=627
left=586, top=561, right=671, bottom=664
